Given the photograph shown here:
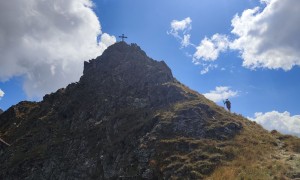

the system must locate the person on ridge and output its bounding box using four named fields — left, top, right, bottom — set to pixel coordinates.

left=224, top=99, right=231, bottom=112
